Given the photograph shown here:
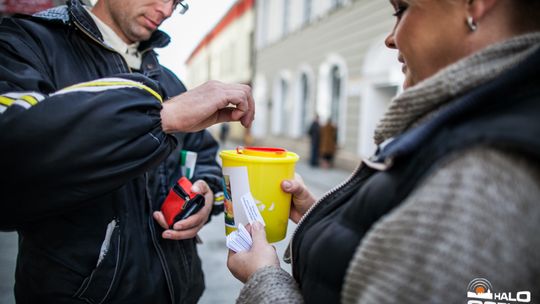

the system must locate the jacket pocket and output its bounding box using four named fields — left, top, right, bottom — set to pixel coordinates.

left=74, top=219, right=122, bottom=304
